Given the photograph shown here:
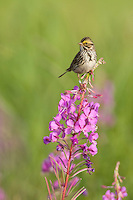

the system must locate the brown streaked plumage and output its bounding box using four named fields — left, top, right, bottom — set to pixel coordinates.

left=58, top=37, right=97, bottom=78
